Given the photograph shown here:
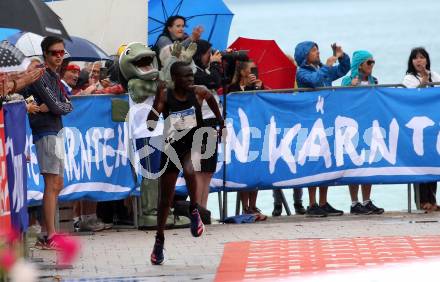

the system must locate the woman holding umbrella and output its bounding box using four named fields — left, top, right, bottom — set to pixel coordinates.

left=154, top=15, right=203, bottom=54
